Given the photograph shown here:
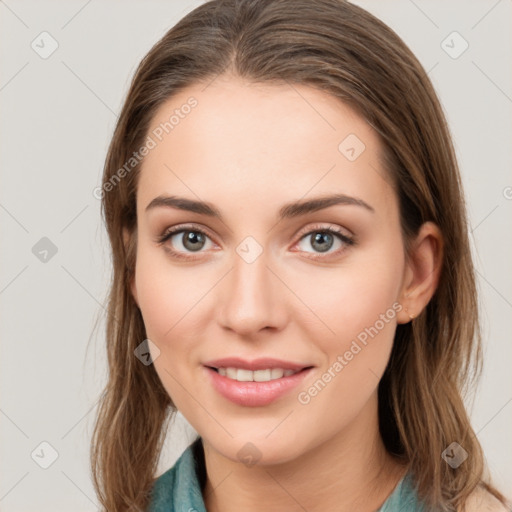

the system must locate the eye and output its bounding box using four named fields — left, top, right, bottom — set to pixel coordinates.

left=156, top=225, right=215, bottom=260
left=156, top=223, right=355, bottom=261
left=295, top=224, right=355, bottom=259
